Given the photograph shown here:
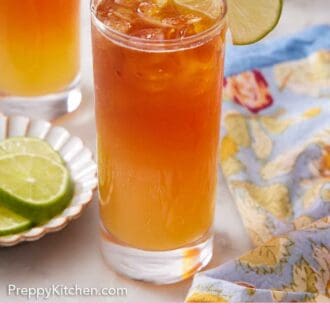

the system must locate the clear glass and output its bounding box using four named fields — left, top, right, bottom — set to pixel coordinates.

left=91, top=0, right=227, bottom=284
left=0, top=0, right=81, bottom=121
